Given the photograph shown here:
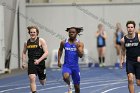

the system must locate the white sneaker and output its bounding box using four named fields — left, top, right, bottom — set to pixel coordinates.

left=102, top=63, right=105, bottom=67
left=99, top=63, right=103, bottom=67
left=68, top=88, right=72, bottom=93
